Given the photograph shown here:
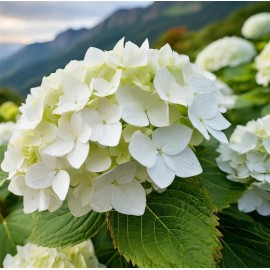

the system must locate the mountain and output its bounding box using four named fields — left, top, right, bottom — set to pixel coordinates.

left=0, top=43, right=24, bottom=60
left=0, top=1, right=254, bottom=96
